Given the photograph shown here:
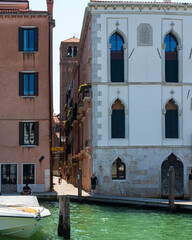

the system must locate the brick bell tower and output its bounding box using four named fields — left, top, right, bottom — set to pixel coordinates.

left=46, top=0, right=54, bottom=19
